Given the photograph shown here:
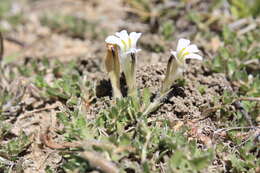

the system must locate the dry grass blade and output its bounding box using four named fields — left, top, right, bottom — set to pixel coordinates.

left=214, top=126, right=259, bottom=134
left=41, top=128, right=121, bottom=173
left=40, top=127, right=82, bottom=149
left=123, top=0, right=153, bottom=18
left=0, top=0, right=259, bottom=172
left=237, top=97, right=260, bottom=102
left=41, top=127, right=134, bottom=152
left=80, top=151, right=119, bottom=173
